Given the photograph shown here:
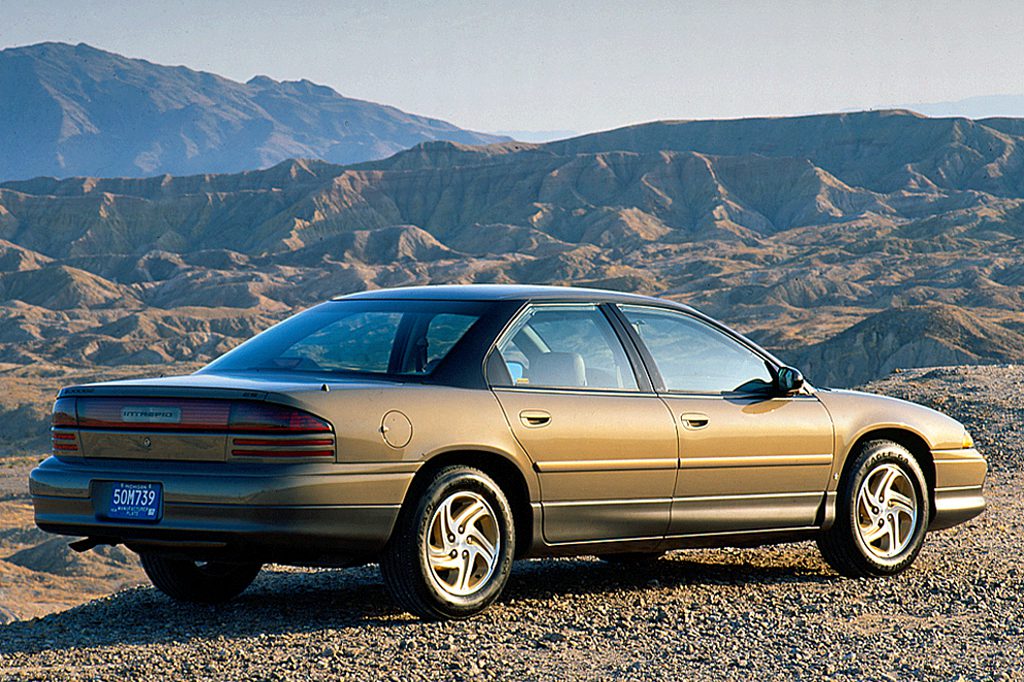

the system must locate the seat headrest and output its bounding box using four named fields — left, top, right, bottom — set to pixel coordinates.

left=530, top=352, right=586, bottom=388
